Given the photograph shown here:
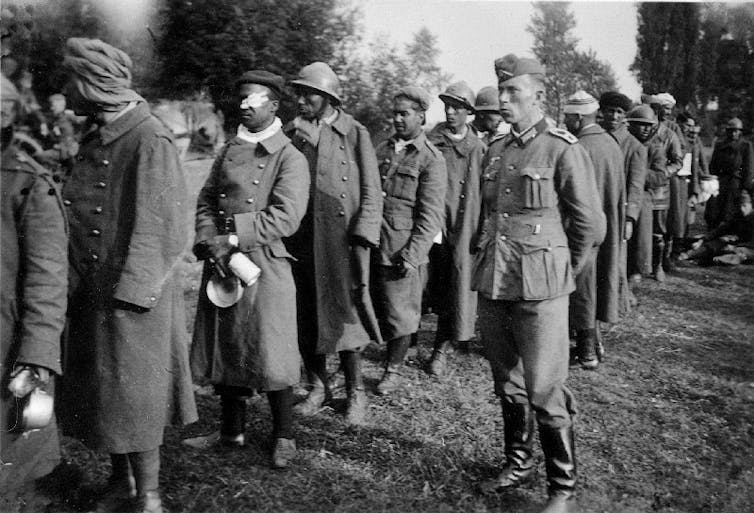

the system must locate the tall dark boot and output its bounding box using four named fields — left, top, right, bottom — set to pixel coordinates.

left=538, top=424, right=577, bottom=513
left=663, top=237, right=676, bottom=272
left=575, top=329, right=598, bottom=370
left=129, top=449, right=163, bottom=513
left=427, top=334, right=451, bottom=376
left=652, top=235, right=666, bottom=282
left=479, top=399, right=535, bottom=493
left=376, top=336, right=411, bottom=396
left=294, top=354, right=331, bottom=416
left=340, top=350, right=367, bottom=425
left=95, top=454, right=136, bottom=513
left=268, top=388, right=296, bottom=469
